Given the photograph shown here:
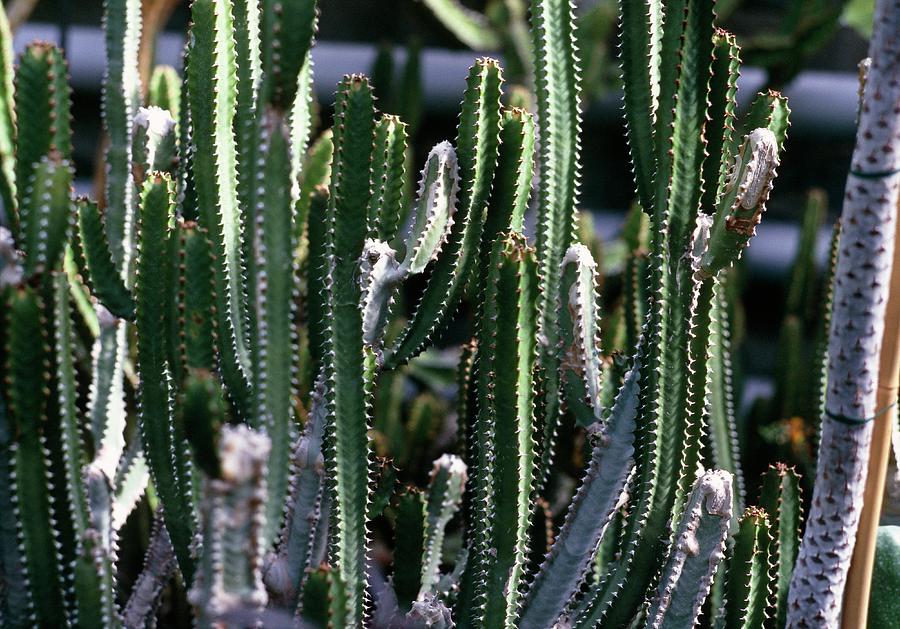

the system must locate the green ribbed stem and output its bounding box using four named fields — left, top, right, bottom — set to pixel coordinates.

left=135, top=174, right=196, bottom=584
